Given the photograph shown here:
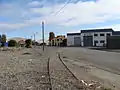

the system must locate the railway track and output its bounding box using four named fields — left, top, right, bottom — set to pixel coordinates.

left=47, top=57, right=52, bottom=90
left=0, top=47, right=83, bottom=90
left=33, top=48, right=52, bottom=90
left=58, top=53, right=80, bottom=81
left=35, top=48, right=83, bottom=89
left=49, top=51, right=83, bottom=90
